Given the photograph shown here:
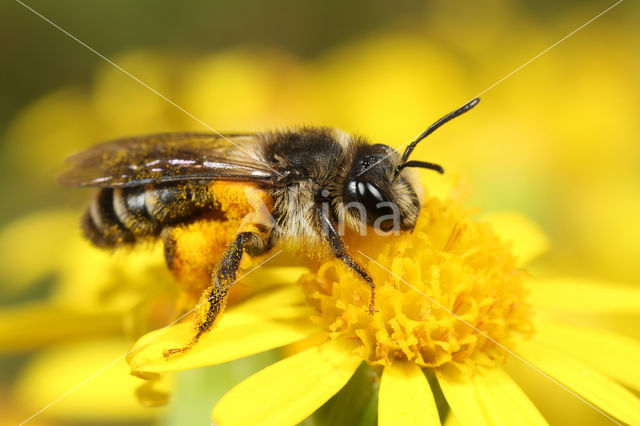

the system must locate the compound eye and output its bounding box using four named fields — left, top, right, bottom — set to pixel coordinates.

left=356, top=181, right=394, bottom=223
